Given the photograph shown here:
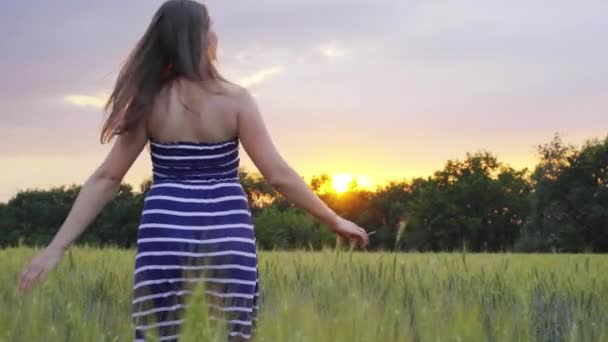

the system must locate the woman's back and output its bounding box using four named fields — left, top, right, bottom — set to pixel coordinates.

left=147, top=79, right=244, bottom=144
left=132, top=78, right=261, bottom=340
